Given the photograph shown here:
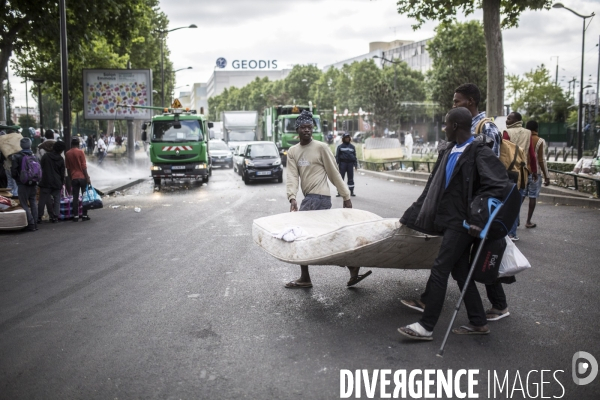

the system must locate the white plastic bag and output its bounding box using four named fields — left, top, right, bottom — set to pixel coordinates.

left=498, top=237, right=531, bottom=277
